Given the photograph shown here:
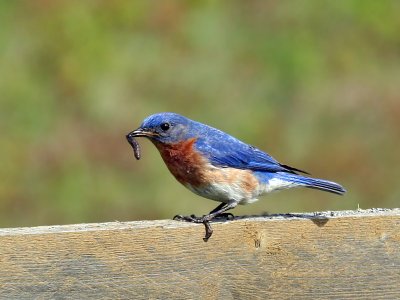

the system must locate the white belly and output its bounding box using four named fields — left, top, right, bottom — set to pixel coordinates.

left=185, top=173, right=297, bottom=205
